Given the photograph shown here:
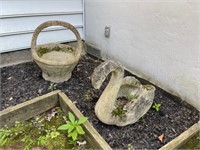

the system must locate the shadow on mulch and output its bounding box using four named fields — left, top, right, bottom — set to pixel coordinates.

left=1, top=54, right=199, bottom=149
